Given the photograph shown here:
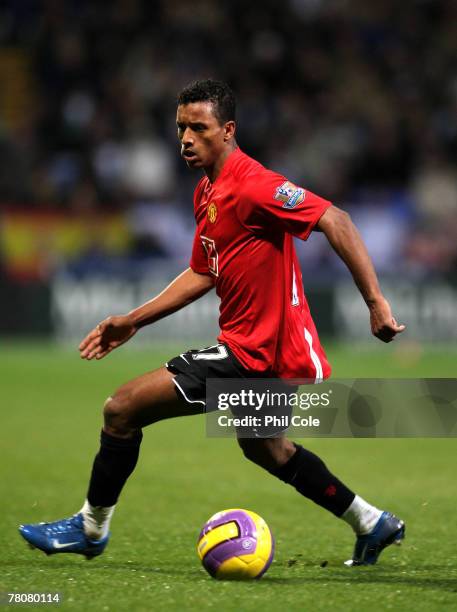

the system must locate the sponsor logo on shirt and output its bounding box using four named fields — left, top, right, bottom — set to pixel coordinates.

left=207, top=202, right=218, bottom=223
left=274, top=181, right=305, bottom=209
